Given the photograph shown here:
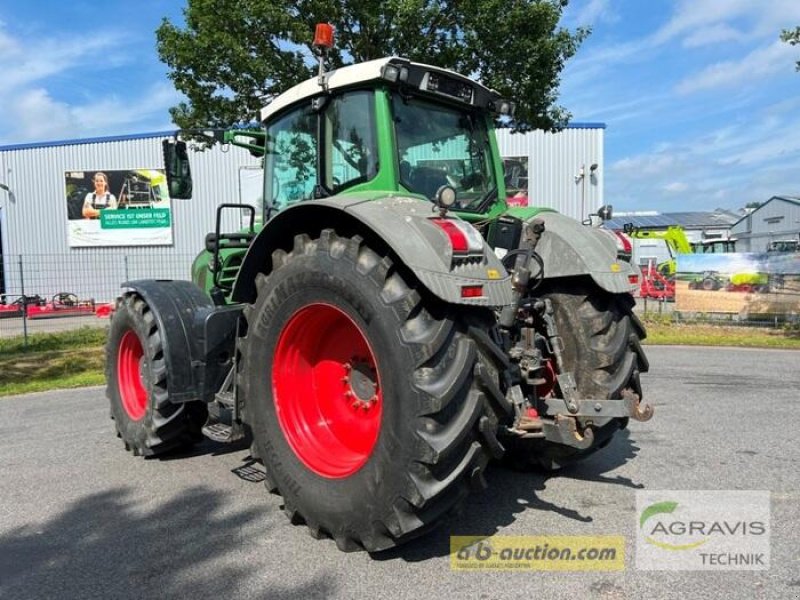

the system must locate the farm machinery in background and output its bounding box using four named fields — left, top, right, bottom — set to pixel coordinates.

left=622, top=224, right=736, bottom=301
left=0, top=292, right=112, bottom=319
left=104, top=25, right=651, bottom=553
left=0, top=293, right=96, bottom=319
